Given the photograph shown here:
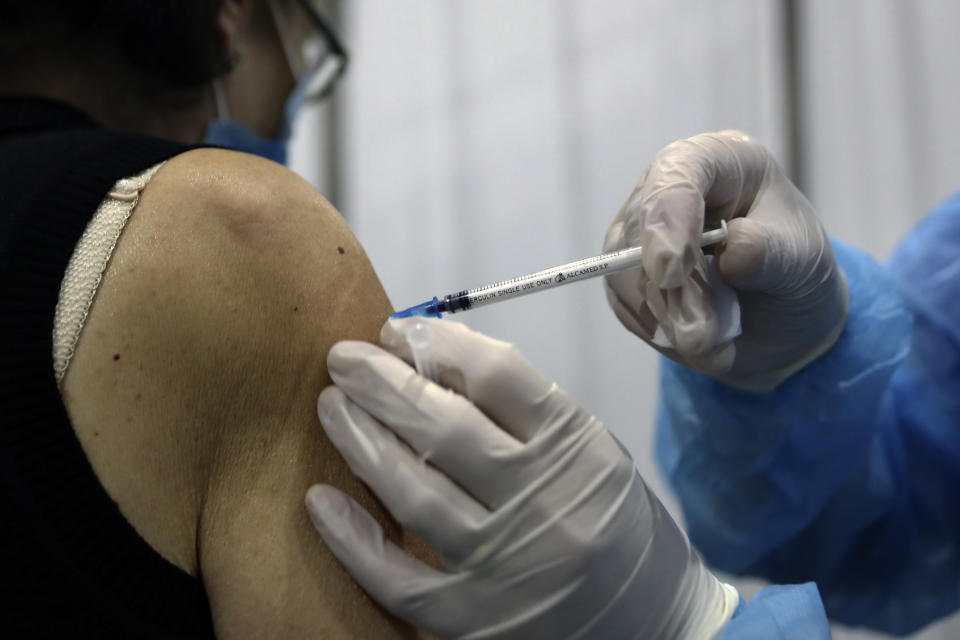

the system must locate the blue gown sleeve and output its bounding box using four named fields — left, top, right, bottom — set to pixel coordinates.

left=719, top=583, right=831, bottom=639
left=657, top=193, right=960, bottom=635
